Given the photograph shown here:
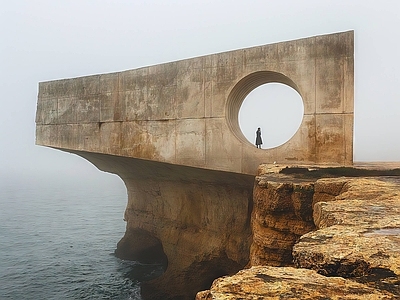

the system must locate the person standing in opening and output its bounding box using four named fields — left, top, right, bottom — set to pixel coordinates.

left=255, top=127, right=263, bottom=149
